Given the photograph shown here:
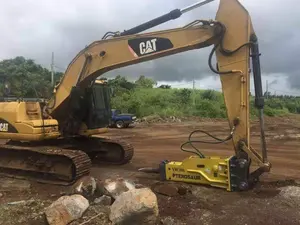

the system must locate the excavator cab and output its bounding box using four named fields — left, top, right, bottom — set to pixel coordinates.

left=88, top=80, right=112, bottom=129
left=68, top=80, right=112, bottom=135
